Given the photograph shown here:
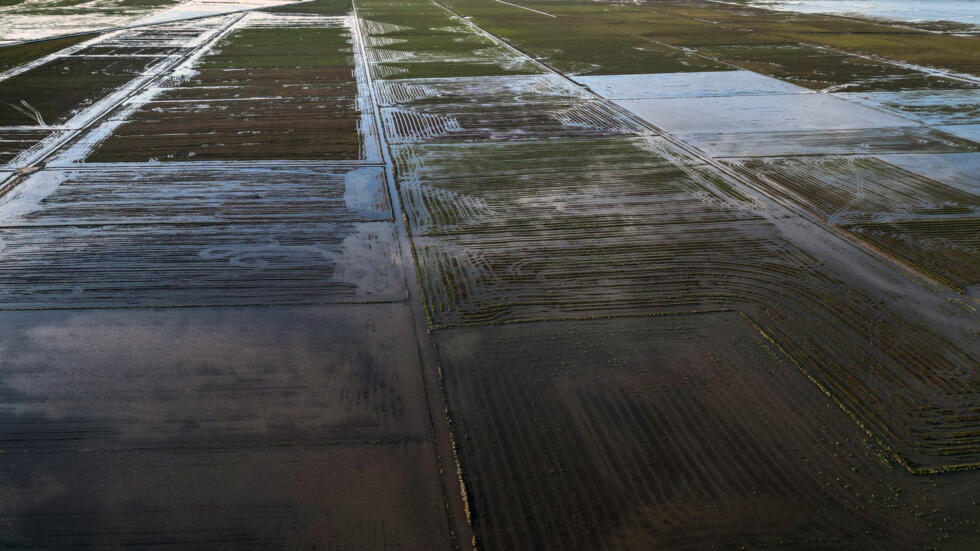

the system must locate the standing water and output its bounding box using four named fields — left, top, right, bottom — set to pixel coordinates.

left=746, top=0, right=980, bottom=26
